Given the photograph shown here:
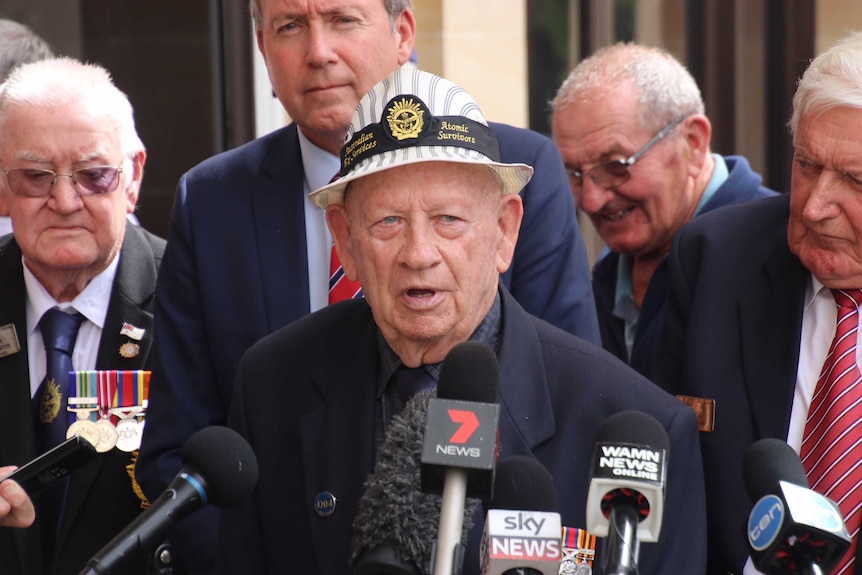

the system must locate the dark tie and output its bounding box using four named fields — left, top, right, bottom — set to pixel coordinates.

left=392, top=366, right=436, bottom=403
left=34, top=308, right=84, bottom=452
left=800, top=288, right=862, bottom=574
left=33, top=308, right=84, bottom=551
